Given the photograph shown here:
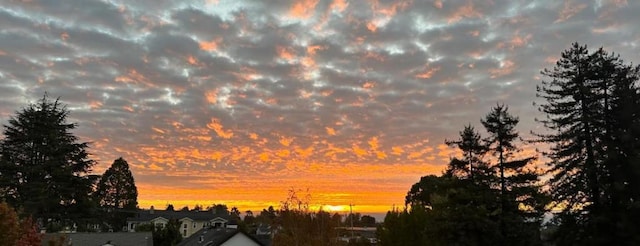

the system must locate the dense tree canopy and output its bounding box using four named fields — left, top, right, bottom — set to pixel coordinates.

left=95, top=157, right=138, bottom=231
left=0, top=95, right=96, bottom=228
left=383, top=105, right=546, bottom=245
left=482, top=105, right=546, bottom=244
left=537, top=42, right=640, bottom=244
left=96, top=157, right=138, bottom=209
